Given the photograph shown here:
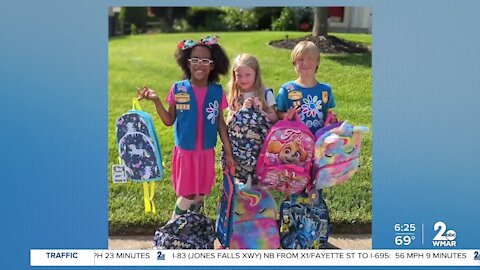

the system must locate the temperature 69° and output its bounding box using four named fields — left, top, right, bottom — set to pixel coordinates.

left=395, top=235, right=415, bottom=246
